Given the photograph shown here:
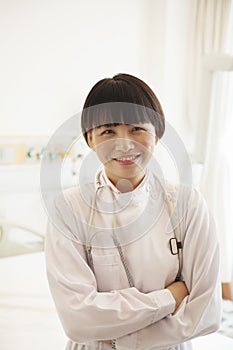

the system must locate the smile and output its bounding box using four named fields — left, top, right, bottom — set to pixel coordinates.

left=114, top=154, right=140, bottom=161
left=111, top=154, right=141, bottom=165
